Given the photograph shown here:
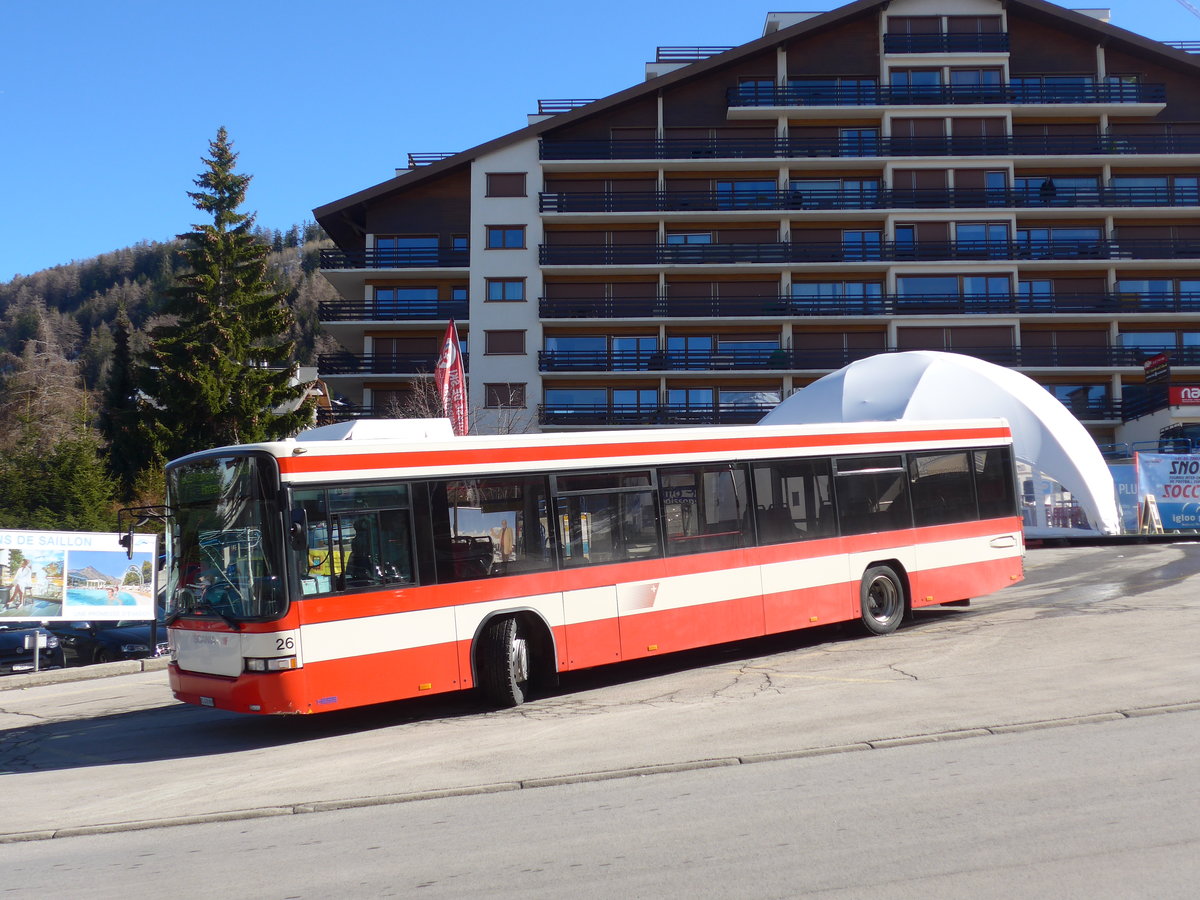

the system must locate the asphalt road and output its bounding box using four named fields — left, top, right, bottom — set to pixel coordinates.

left=1, top=543, right=1199, bottom=851
left=5, top=709, right=1199, bottom=899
